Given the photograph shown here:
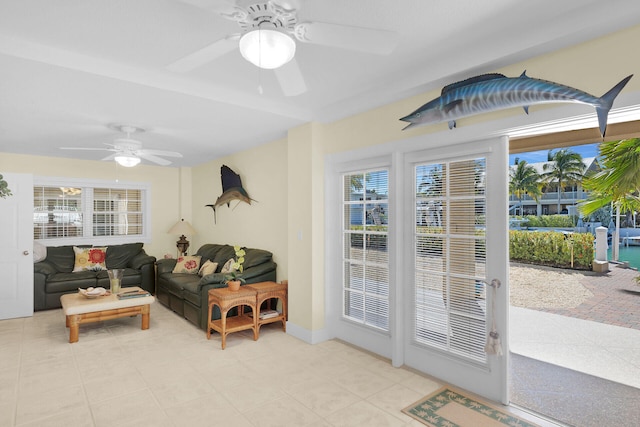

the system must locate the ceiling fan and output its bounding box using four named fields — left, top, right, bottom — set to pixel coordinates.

left=60, top=125, right=183, bottom=167
left=168, top=0, right=399, bottom=96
